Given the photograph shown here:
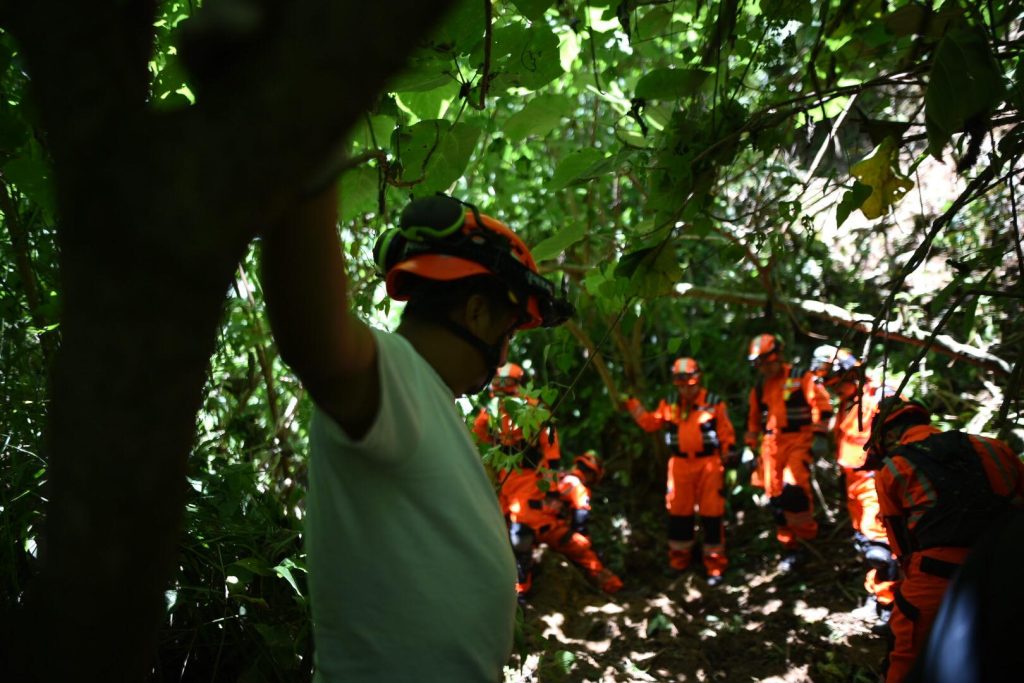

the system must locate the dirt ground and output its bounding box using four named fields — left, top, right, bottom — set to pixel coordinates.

left=505, top=490, right=889, bottom=683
